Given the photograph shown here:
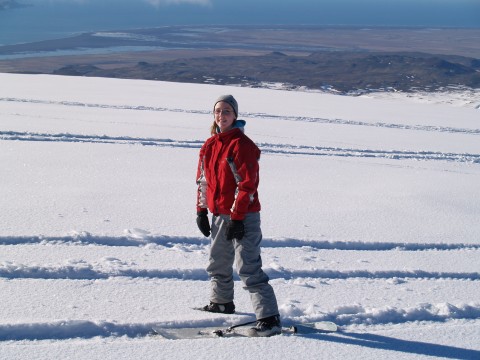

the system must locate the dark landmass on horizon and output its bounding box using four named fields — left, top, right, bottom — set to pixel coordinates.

left=1, top=26, right=479, bottom=94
